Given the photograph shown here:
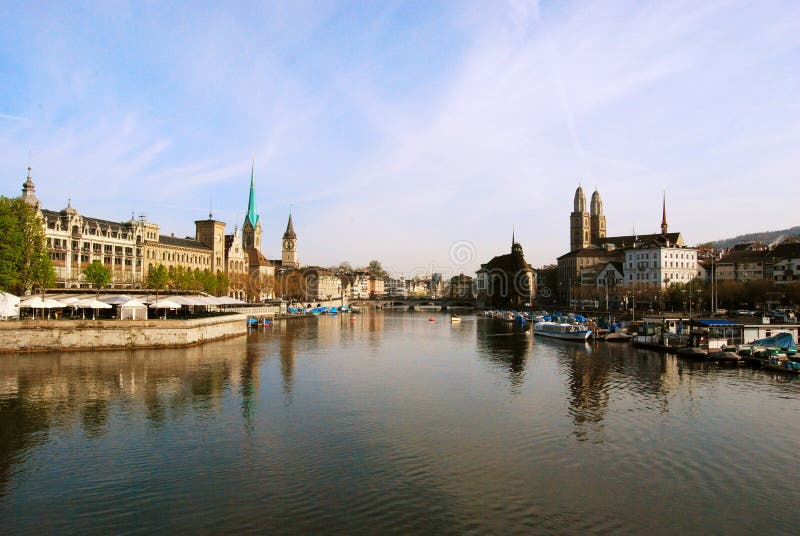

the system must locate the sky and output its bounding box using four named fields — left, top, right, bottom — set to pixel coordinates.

left=1, top=0, right=799, bottom=279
